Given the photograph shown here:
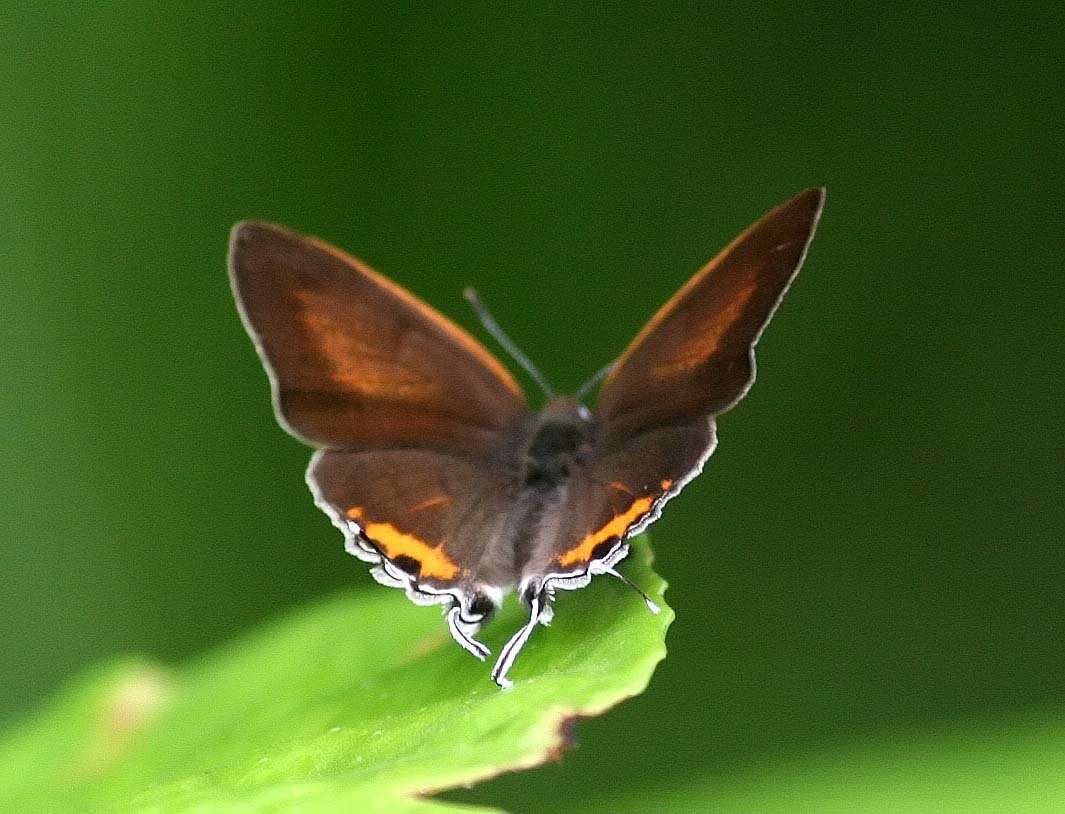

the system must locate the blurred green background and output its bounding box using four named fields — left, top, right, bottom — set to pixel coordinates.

left=3, top=2, right=1062, bottom=810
